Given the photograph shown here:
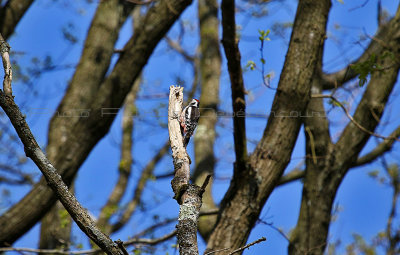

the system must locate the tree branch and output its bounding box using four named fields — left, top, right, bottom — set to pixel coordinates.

left=221, top=0, right=248, bottom=169
left=312, top=94, right=400, bottom=142
left=204, top=237, right=266, bottom=255
left=0, top=230, right=177, bottom=254
left=168, top=86, right=205, bottom=255
left=0, top=35, right=123, bottom=255
left=355, top=125, right=400, bottom=166
left=320, top=11, right=400, bottom=90
left=277, top=168, right=304, bottom=186
left=0, top=0, right=34, bottom=39
left=0, top=0, right=193, bottom=245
